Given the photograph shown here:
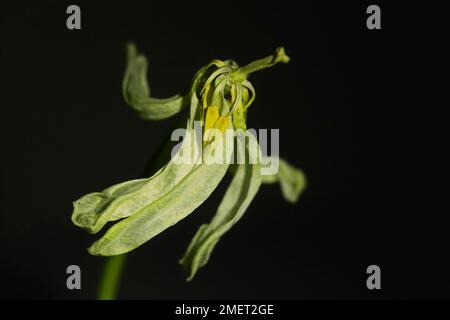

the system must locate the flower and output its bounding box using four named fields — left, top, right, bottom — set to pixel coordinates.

left=72, top=44, right=306, bottom=280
